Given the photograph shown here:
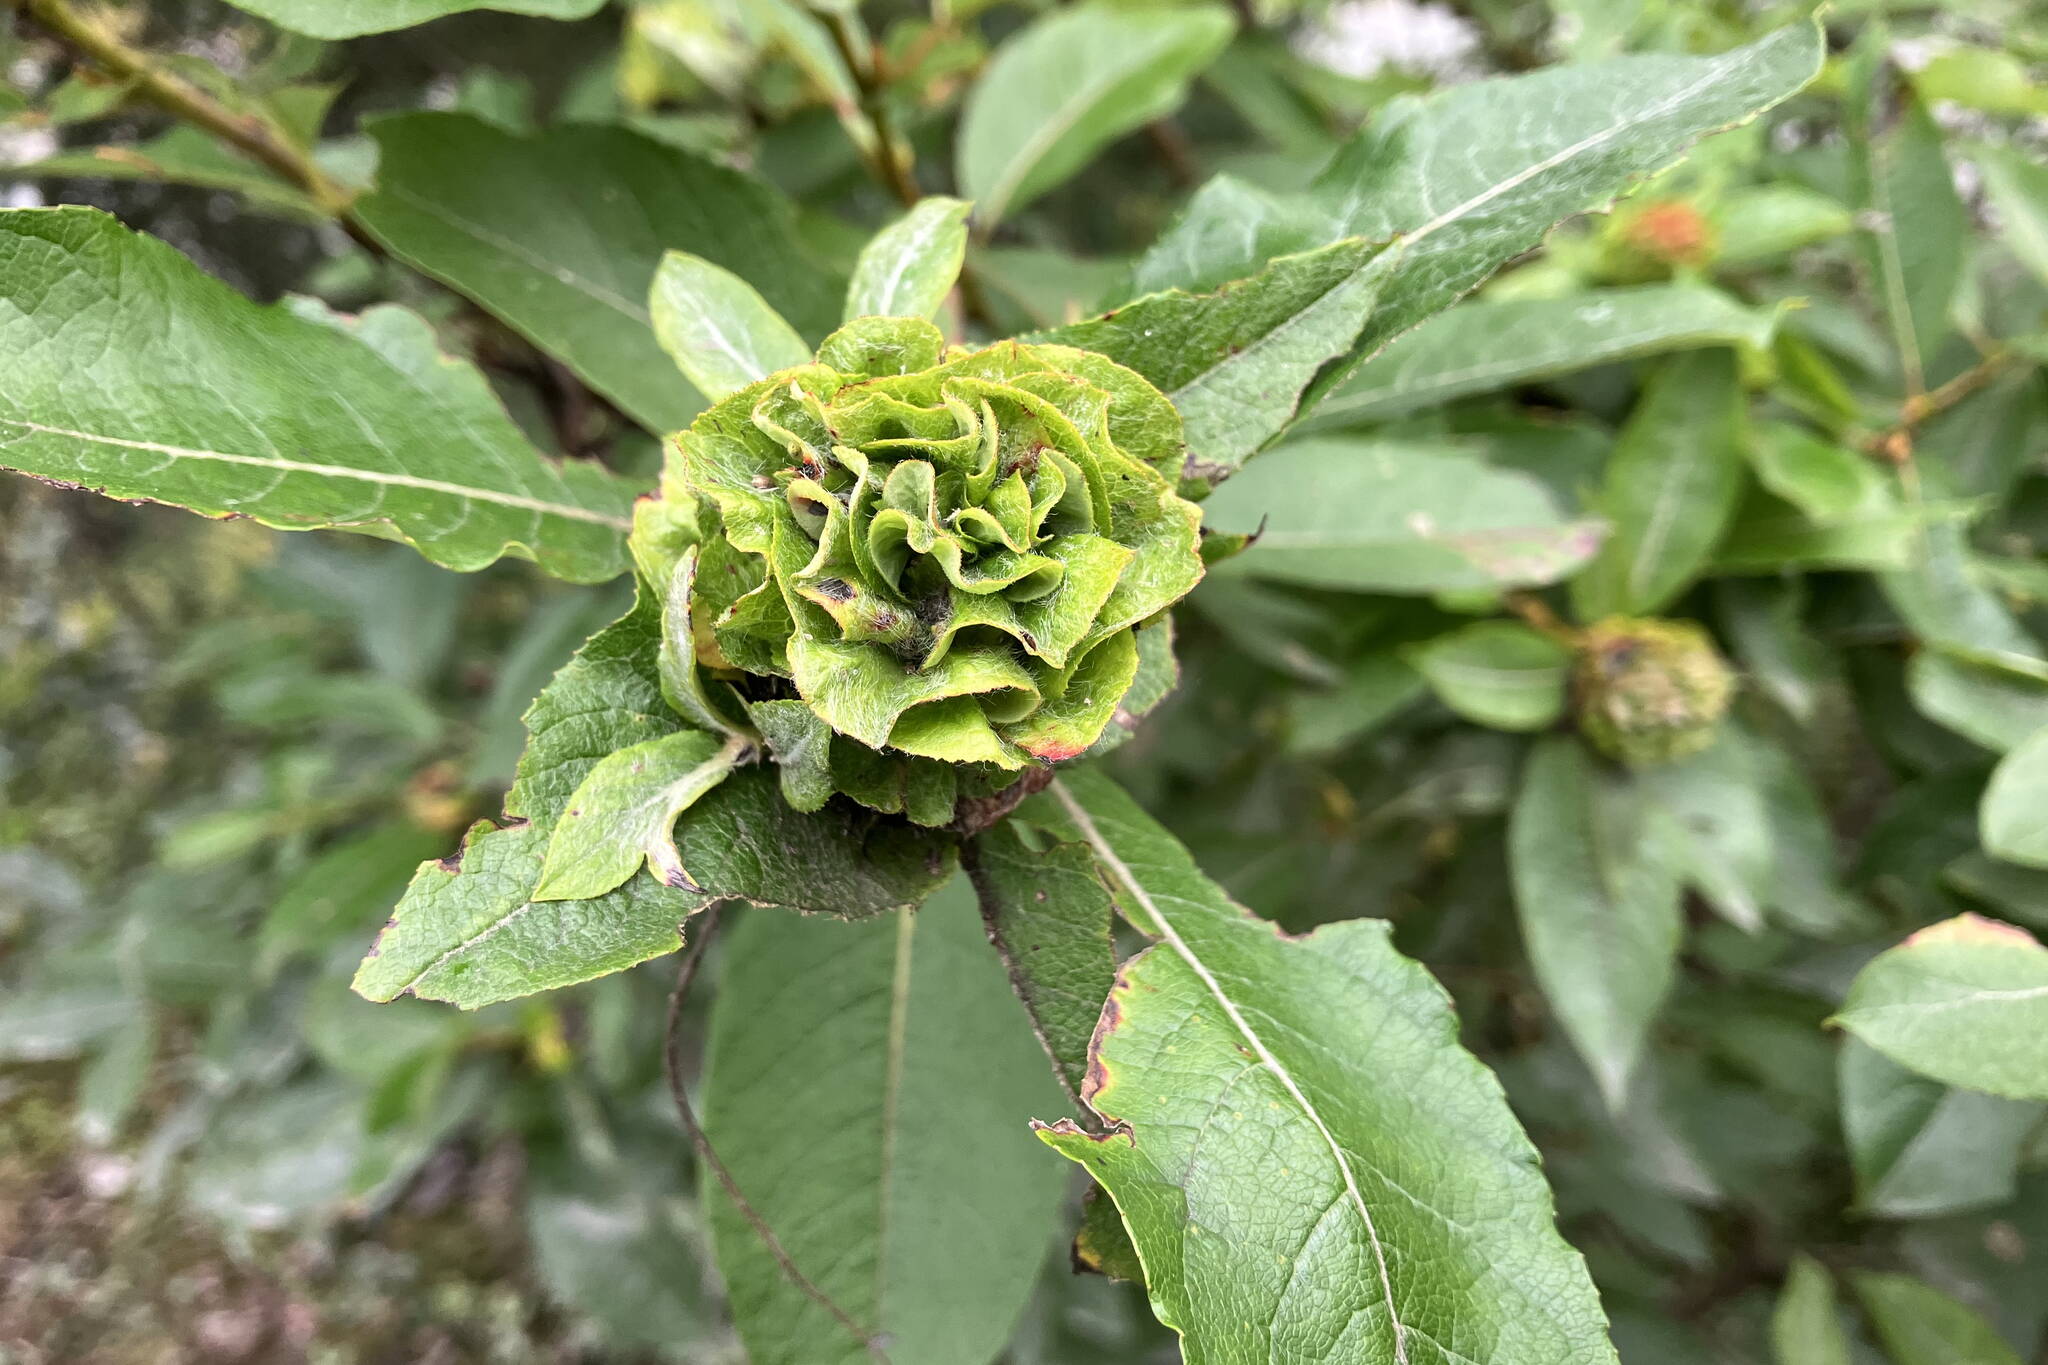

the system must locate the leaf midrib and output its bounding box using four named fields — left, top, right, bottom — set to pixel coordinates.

left=1049, top=779, right=1412, bottom=1365
left=0, top=417, right=632, bottom=529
